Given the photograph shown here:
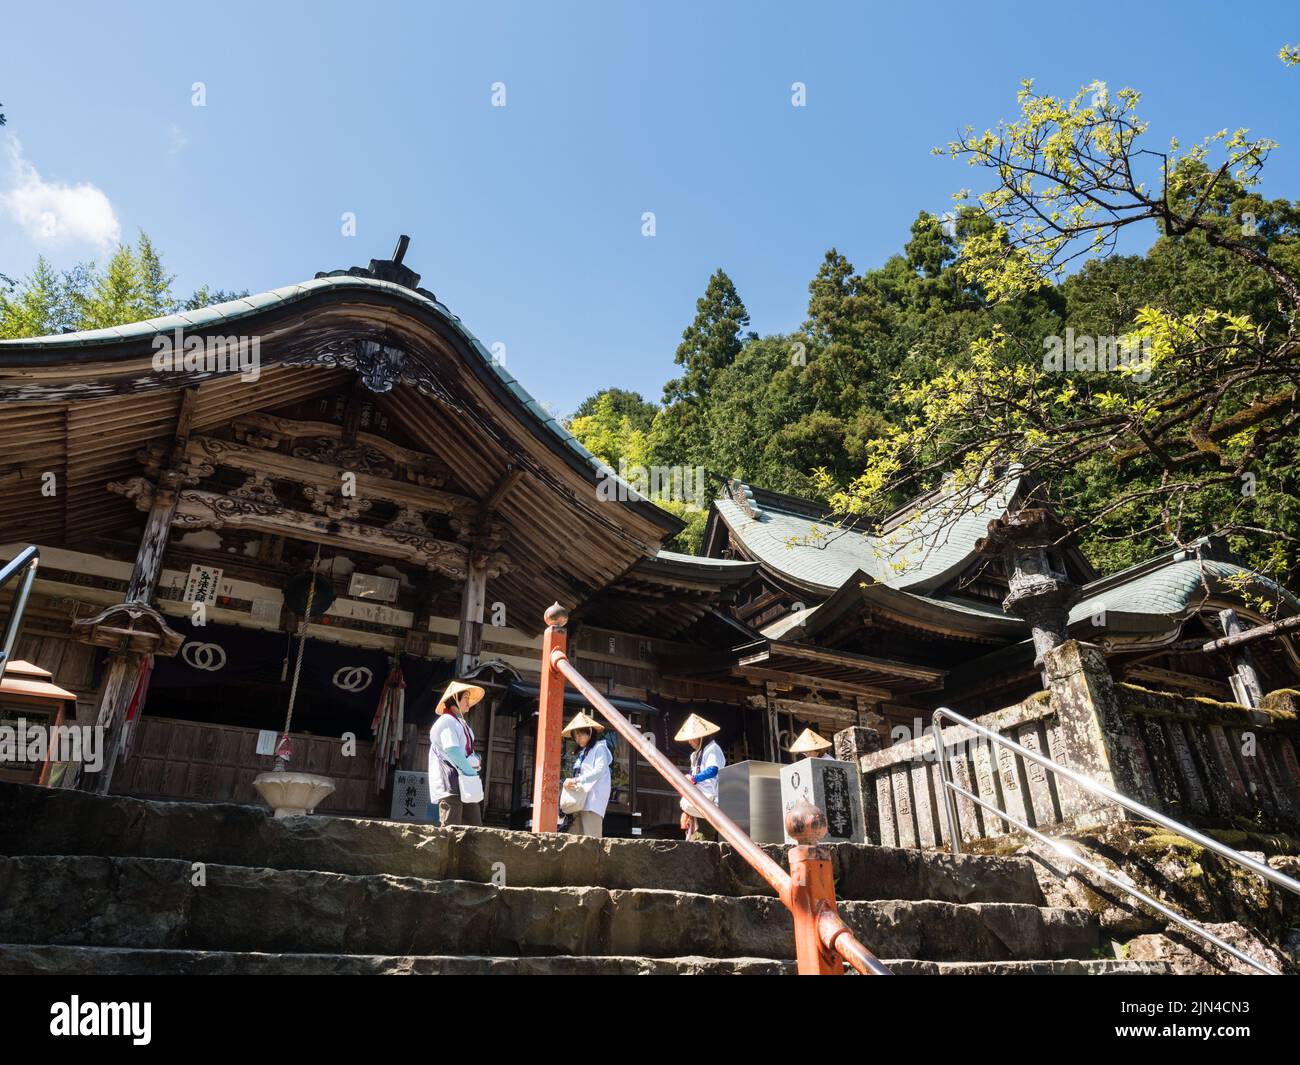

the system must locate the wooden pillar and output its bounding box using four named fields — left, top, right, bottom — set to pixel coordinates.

left=1219, top=609, right=1264, bottom=708
left=531, top=603, right=568, bottom=833
left=482, top=694, right=498, bottom=816
left=89, top=482, right=182, bottom=796
left=455, top=550, right=489, bottom=676
left=764, top=684, right=780, bottom=762
left=85, top=390, right=195, bottom=795
left=124, top=481, right=181, bottom=603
